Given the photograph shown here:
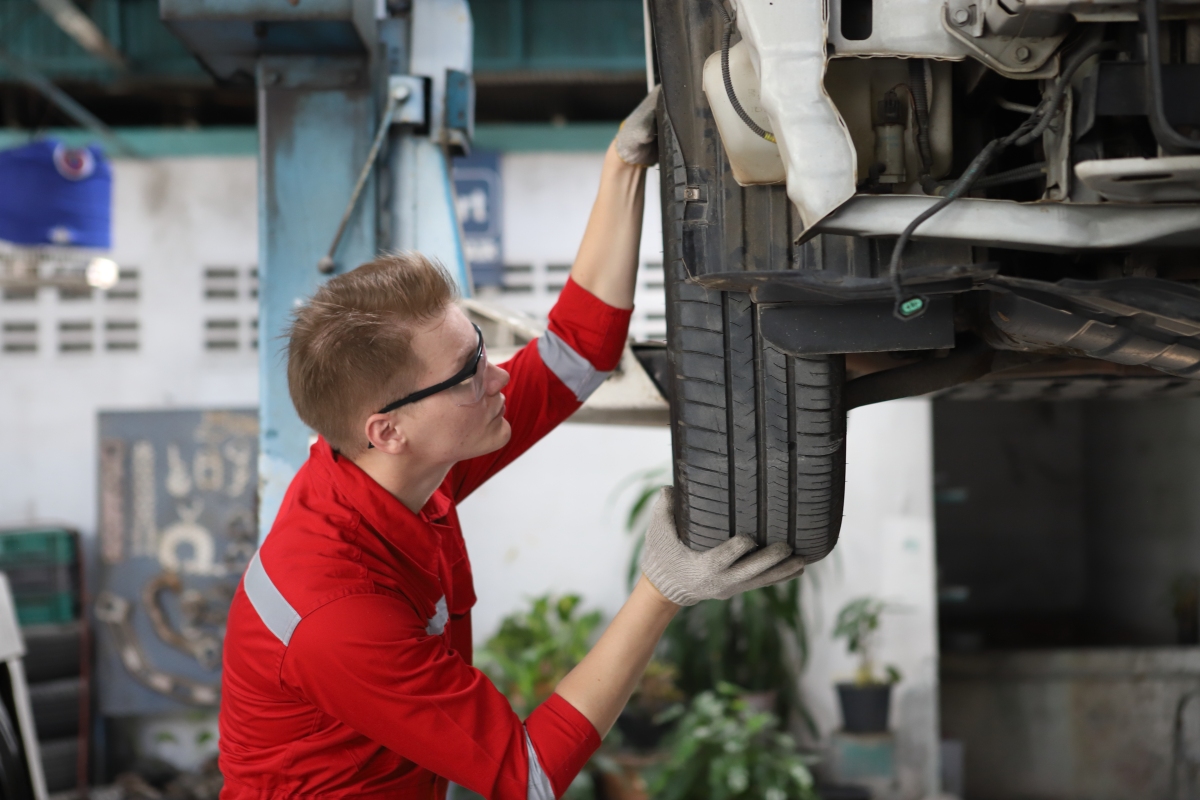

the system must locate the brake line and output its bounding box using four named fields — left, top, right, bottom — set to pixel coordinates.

left=713, top=0, right=776, bottom=143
